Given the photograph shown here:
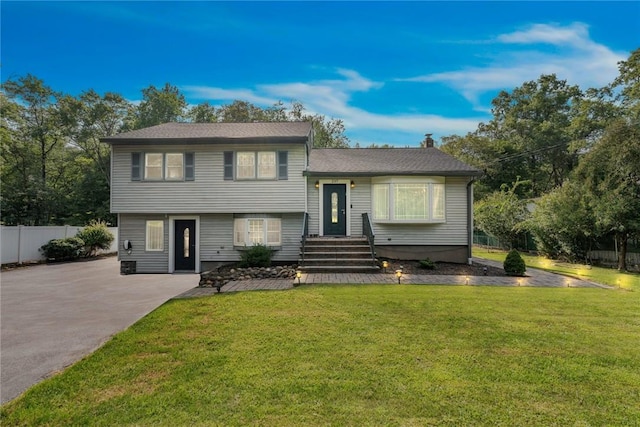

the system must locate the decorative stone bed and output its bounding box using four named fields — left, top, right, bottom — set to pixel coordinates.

left=199, top=265, right=298, bottom=288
